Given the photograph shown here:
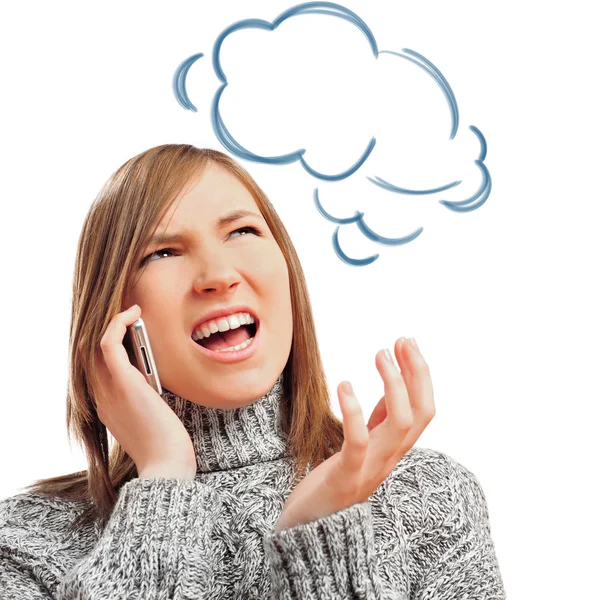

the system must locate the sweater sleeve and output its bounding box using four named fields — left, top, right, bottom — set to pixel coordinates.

left=262, top=500, right=386, bottom=599
left=406, top=452, right=507, bottom=600
left=0, top=476, right=222, bottom=599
